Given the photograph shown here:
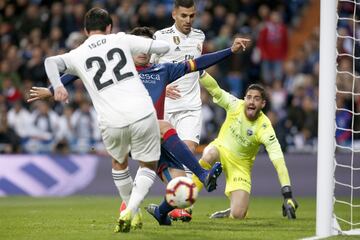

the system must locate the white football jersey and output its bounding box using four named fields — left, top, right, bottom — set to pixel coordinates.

left=152, top=25, right=205, bottom=112
left=60, top=32, right=156, bottom=128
